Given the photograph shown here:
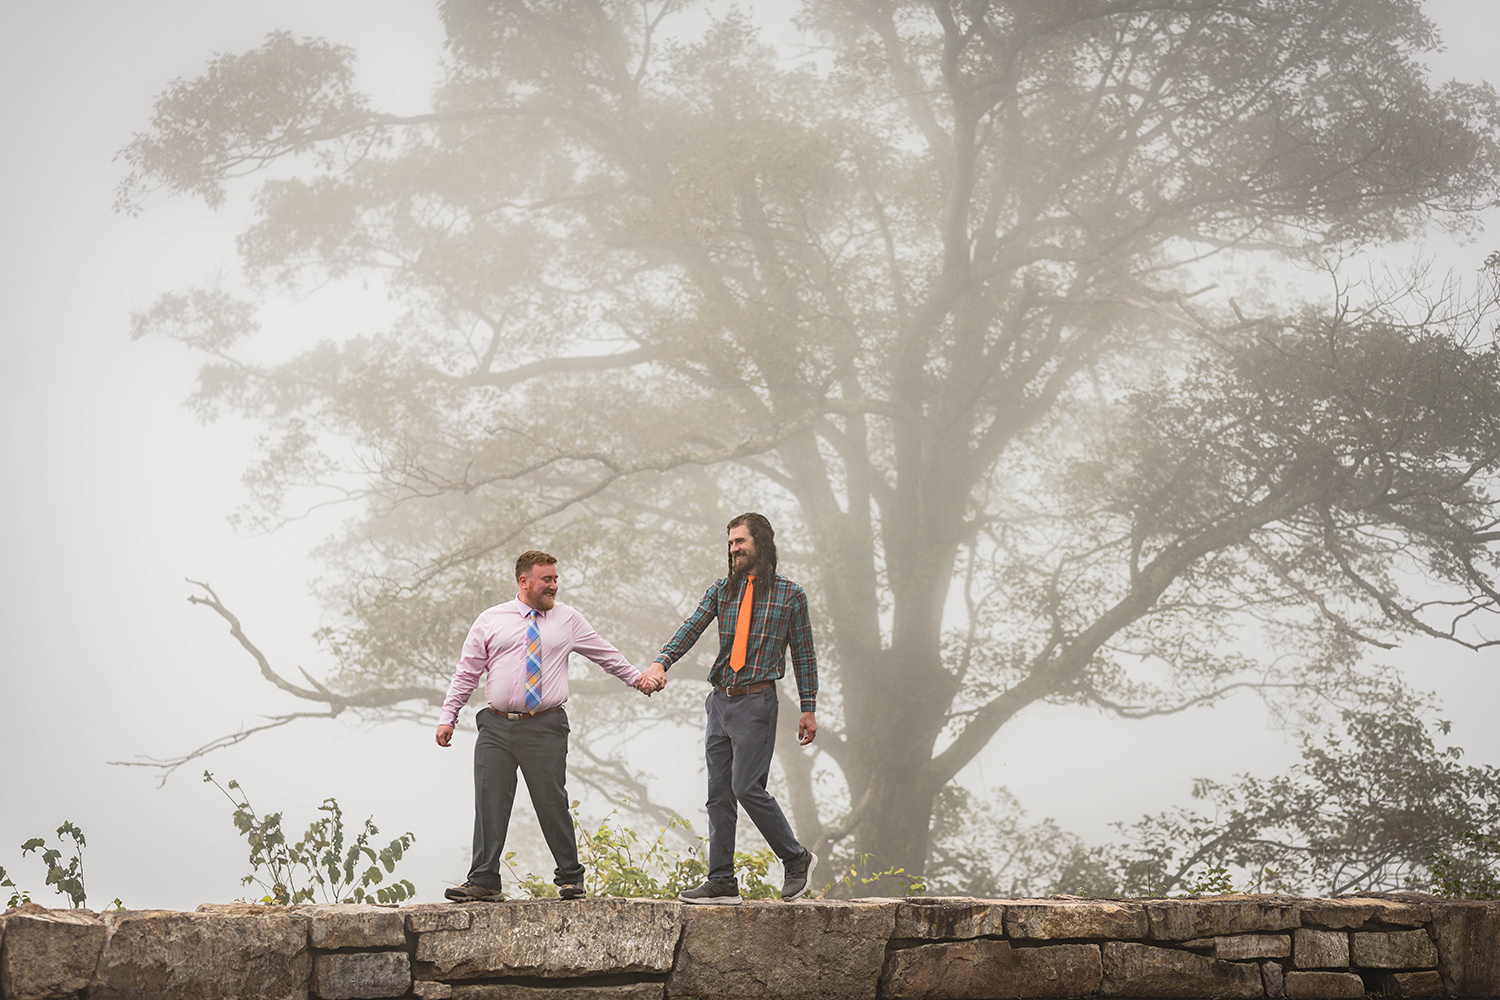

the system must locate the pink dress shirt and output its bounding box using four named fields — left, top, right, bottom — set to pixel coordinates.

left=438, top=598, right=641, bottom=726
